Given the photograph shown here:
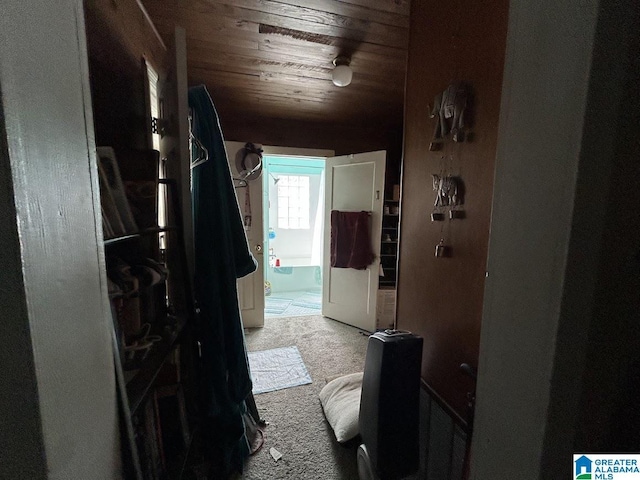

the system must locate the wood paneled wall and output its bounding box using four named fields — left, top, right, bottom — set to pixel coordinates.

left=221, top=115, right=404, bottom=185
left=221, top=116, right=401, bottom=155
left=396, top=0, right=509, bottom=420
left=84, top=0, right=168, bottom=150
